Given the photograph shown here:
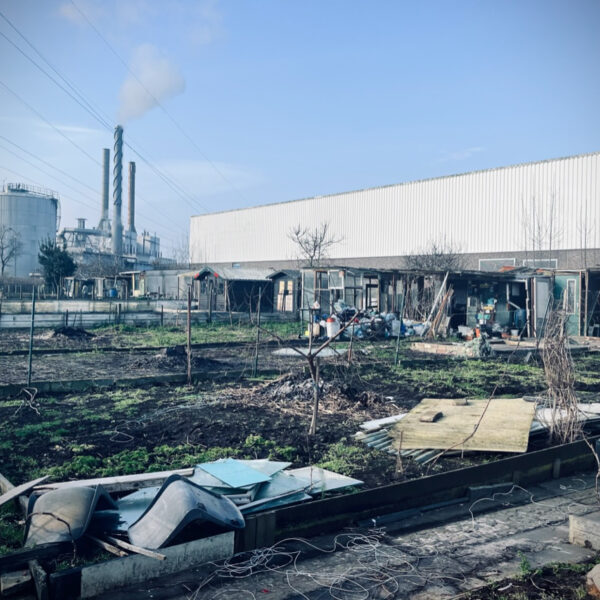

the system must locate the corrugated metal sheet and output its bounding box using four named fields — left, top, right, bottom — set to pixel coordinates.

left=190, top=153, right=600, bottom=264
